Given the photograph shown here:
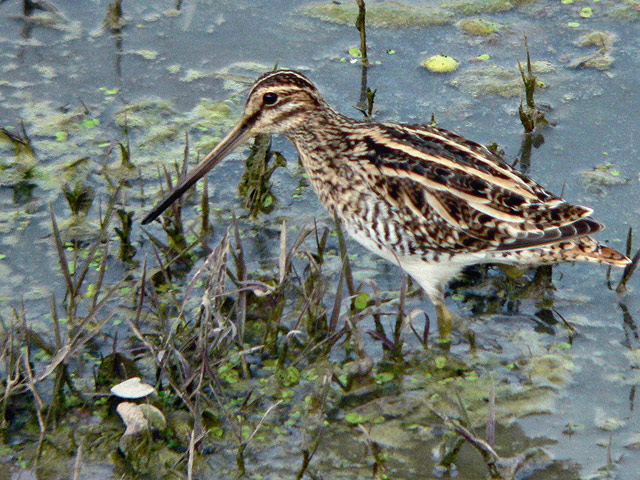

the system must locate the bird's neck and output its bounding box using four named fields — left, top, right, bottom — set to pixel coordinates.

left=287, top=104, right=360, bottom=168
left=285, top=105, right=365, bottom=216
